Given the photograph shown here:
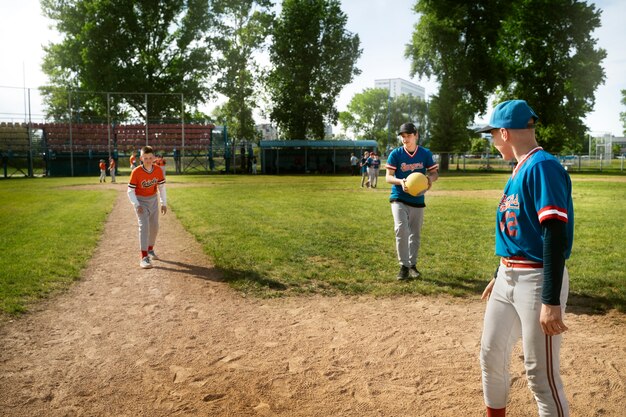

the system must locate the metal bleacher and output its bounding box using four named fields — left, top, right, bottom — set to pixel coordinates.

left=36, top=122, right=216, bottom=153
left=0, top=122, right=30, bottom=152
